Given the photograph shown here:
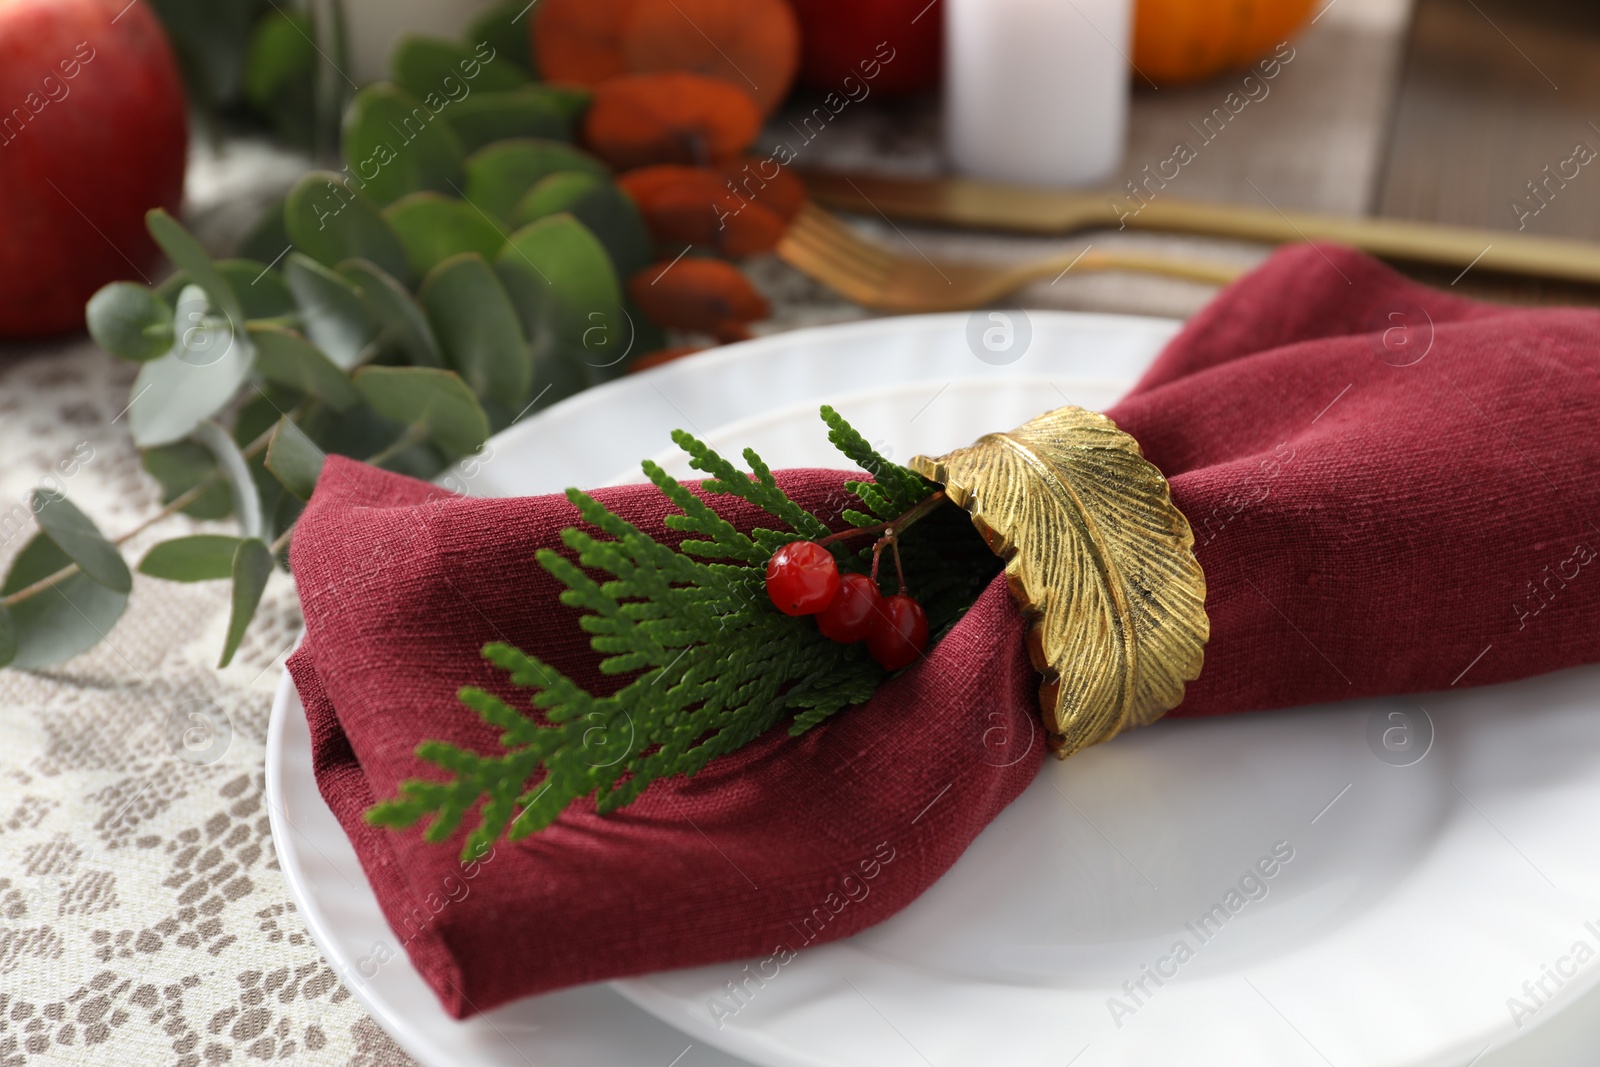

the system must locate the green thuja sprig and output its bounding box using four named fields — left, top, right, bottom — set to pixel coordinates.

left=366, top=408, right=1002, bottom=860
